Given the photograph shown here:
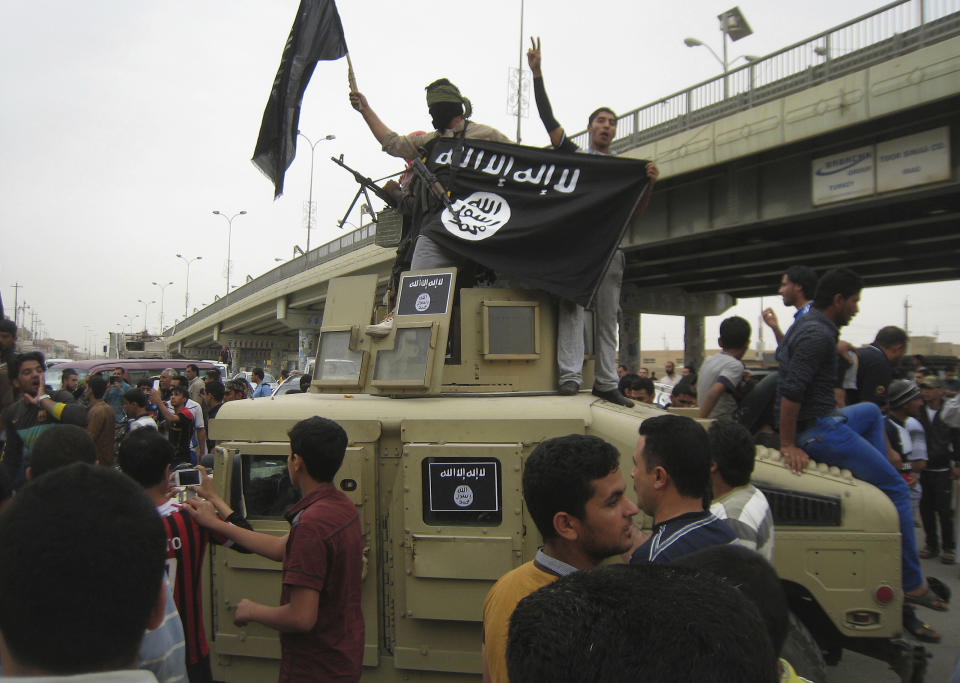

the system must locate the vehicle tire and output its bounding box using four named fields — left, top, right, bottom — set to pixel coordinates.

left=780, top=612, right=827, bottom=683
